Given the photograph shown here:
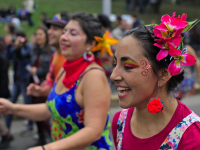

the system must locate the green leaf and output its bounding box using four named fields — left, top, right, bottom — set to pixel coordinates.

left=145, top=24, right=157, bottom=28
left=182, top=19, right=198, bottom=33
